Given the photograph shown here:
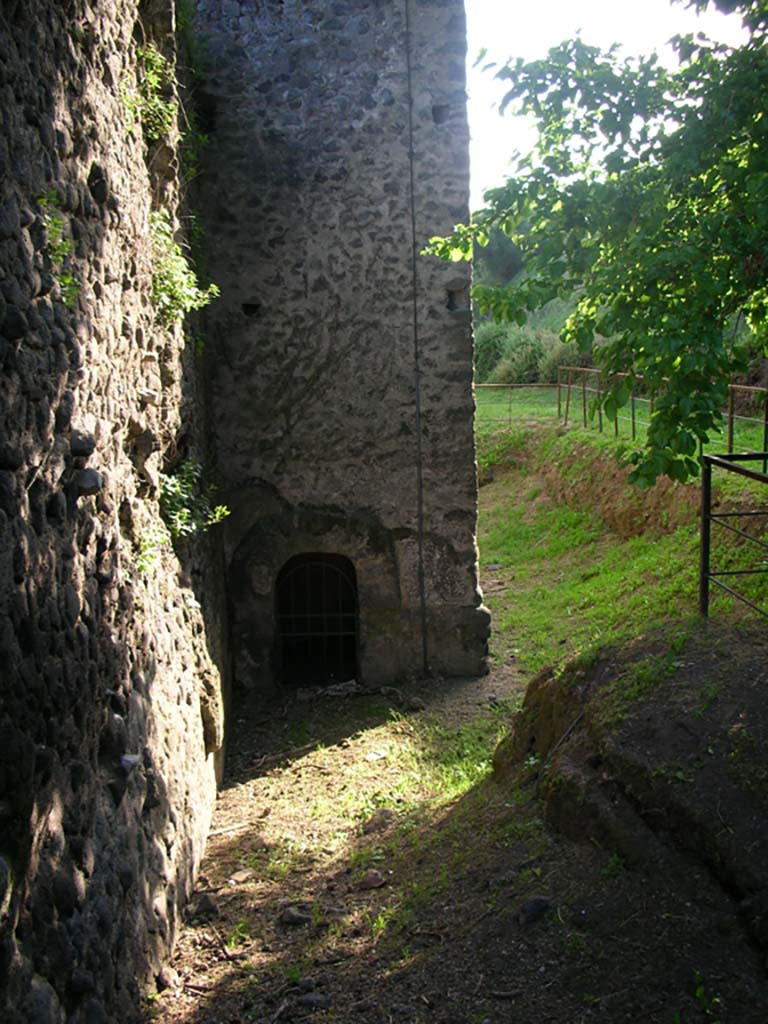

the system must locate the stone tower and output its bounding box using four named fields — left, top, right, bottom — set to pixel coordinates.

left=194, top=0, right=489, bottom=689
